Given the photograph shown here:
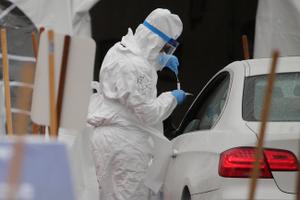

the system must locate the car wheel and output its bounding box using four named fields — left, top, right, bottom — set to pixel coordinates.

left=181, top=187, right=191, bottom=200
